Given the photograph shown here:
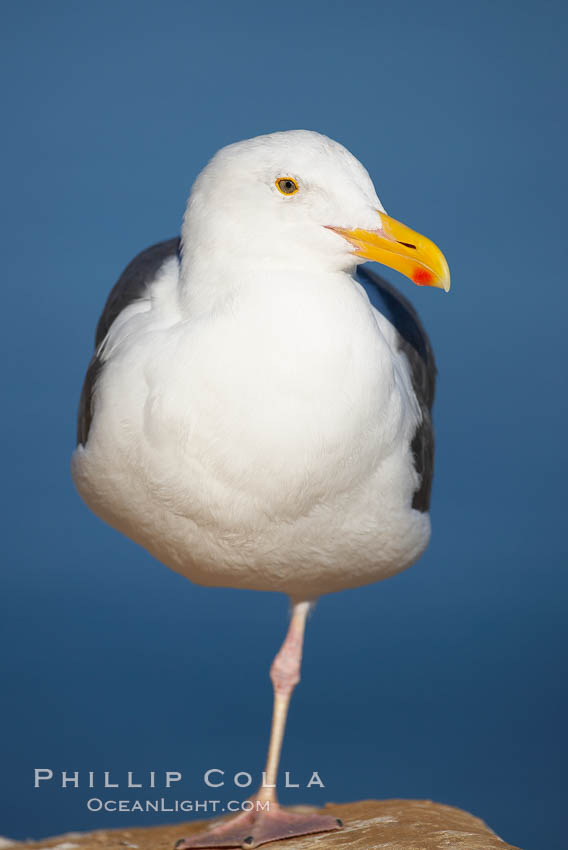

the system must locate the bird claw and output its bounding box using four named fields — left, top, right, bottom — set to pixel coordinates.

left=174, top=804, right=343, bottom=849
